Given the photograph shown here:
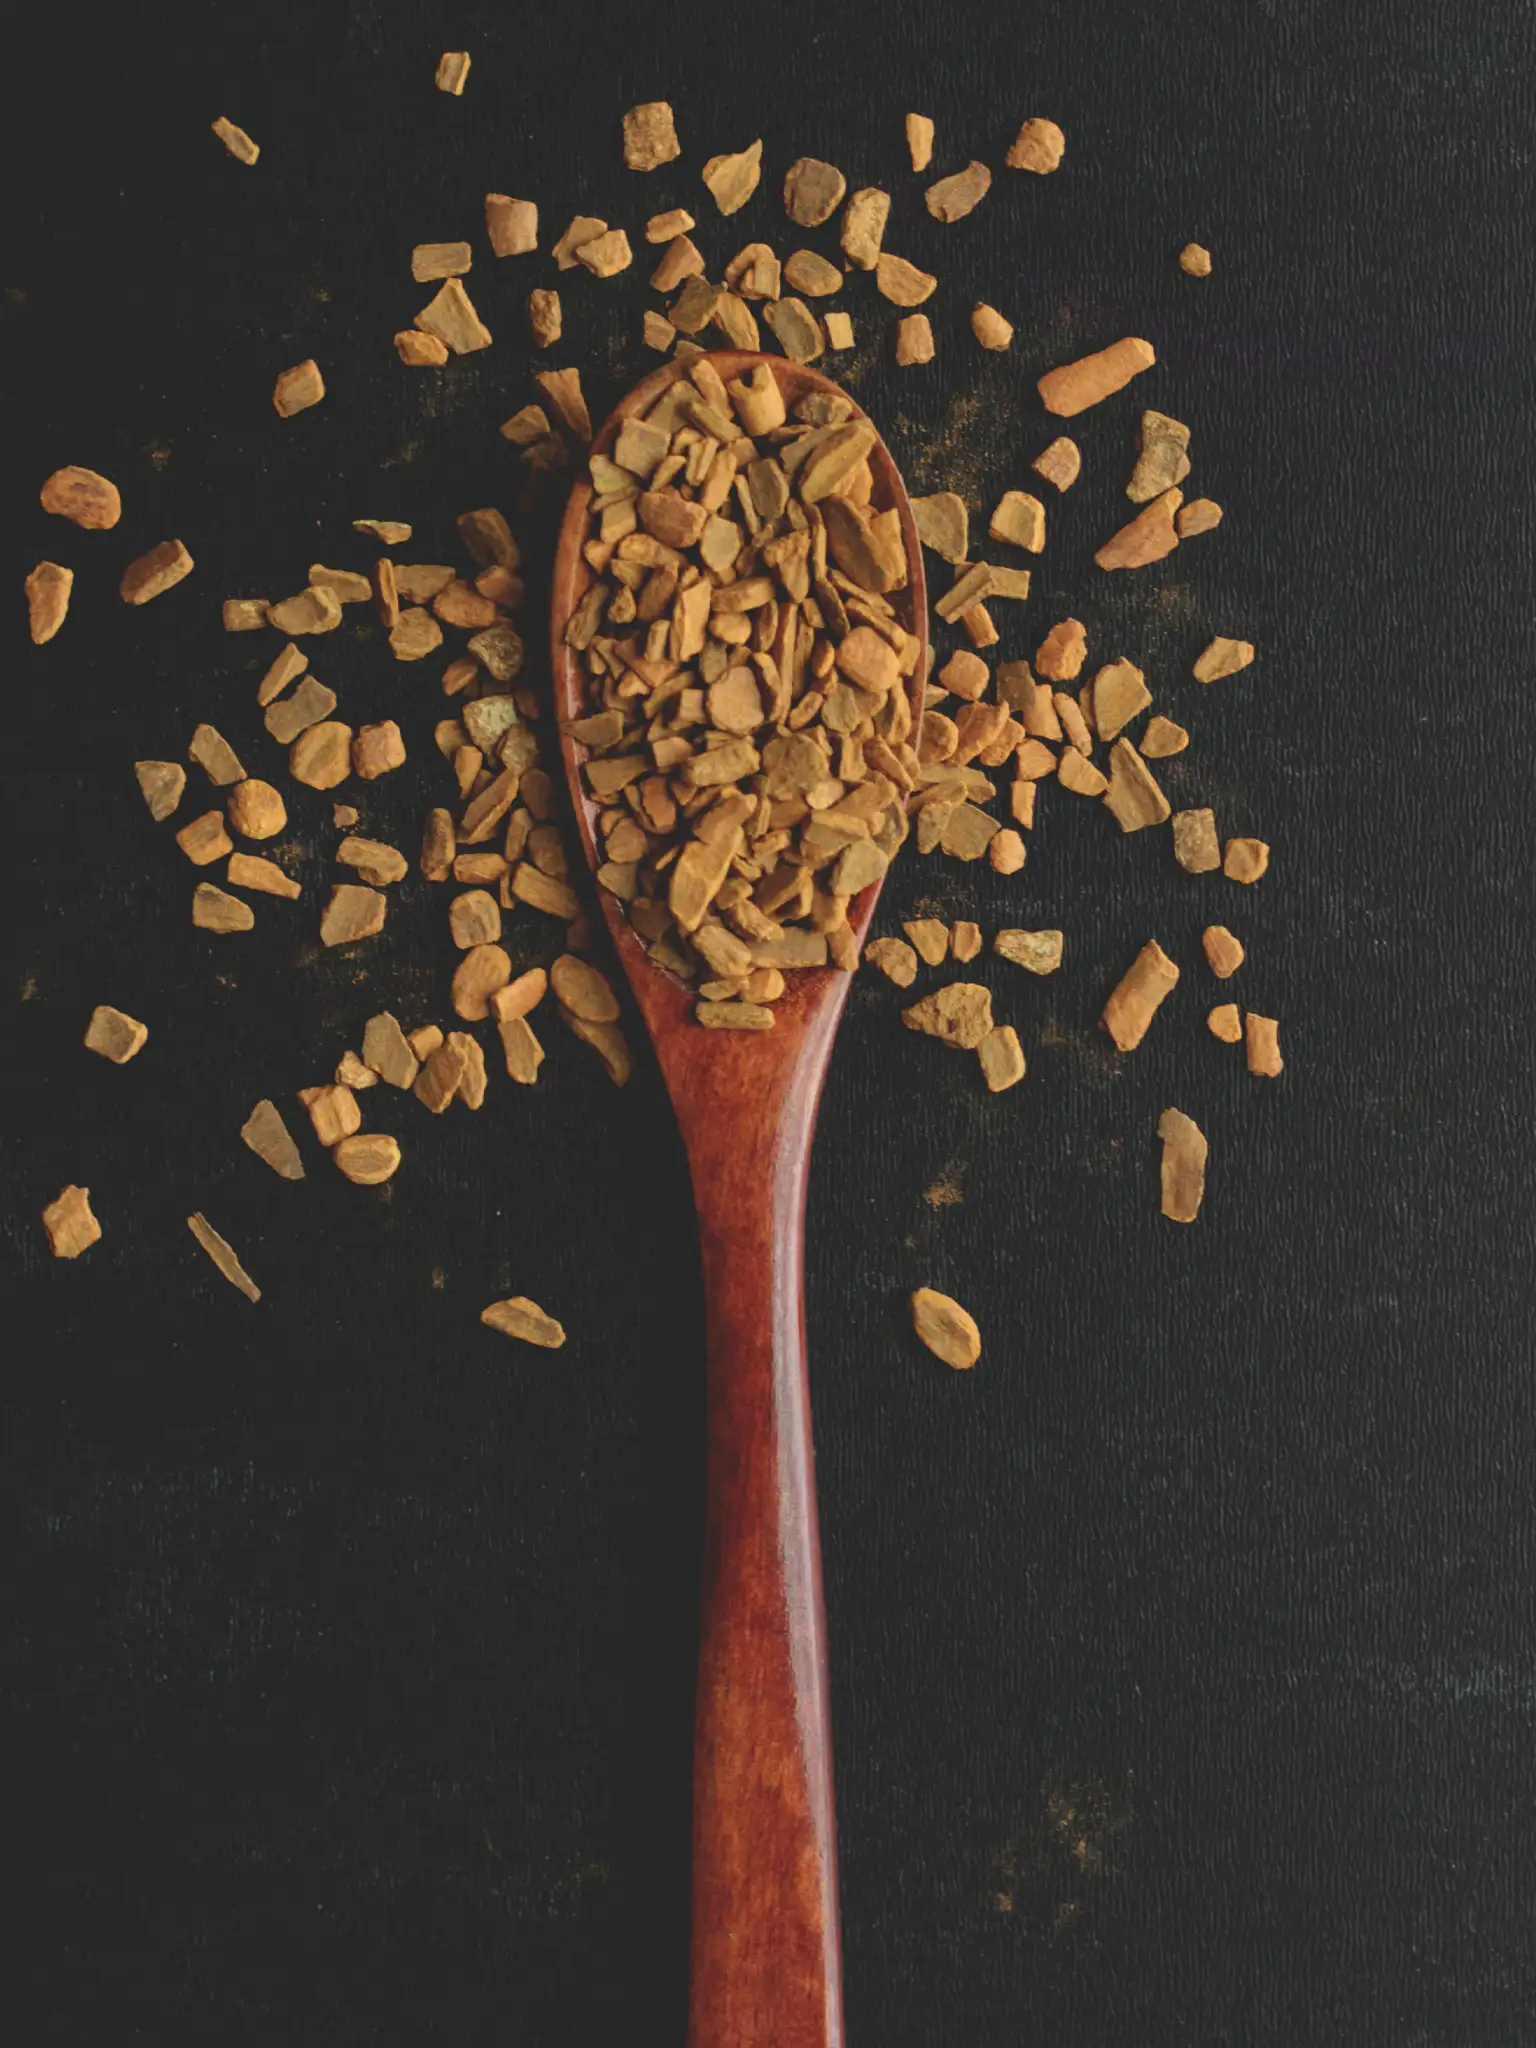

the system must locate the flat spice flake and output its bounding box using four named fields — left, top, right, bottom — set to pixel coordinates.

left=910, top=493, right=969, bottom=563
left=1092, top=658, right=1151, bottom=740
left=222, top=598, right=269, bottom=631
left=905, top=114, right=934, bottom=172
left=1224, top=837, right=1270, bottom=884
left=702, top=139, right=763, bottom=216
left=415, top=278, right=492, bottom=353
left=268, top=584, right=341, bottom=635
left=189, top=723, right=245, bottom=786
left=187, top=1212, right=261, bottom=1301
left=764, top=298, right=824, bottom=362
left=784, top=157, right=847, bottom=226
left=646, top=207, right=694, bottom=242
left=904, top=918, right=950, bottom=966
left=971, top=303, right=1013, bottom=350
left=1035, top=617, right=1087, bottom=681
left=411, top=241, right=472, bottom=281
left=1127, top=410, right=1191, bottom=503
left=623, top=101, right=680, bottom=171
left=485, top=195, right=537, bottom=255
left=435, top=50, right=470, bottom=95
left=264, top=676, right=336, bottom=742
left=43, top=1184, right=101, bottom=1259
left=866, top=937, right=918, bottom=987
left=1032, top=437, right=1081, bottom=491
left=1158, top=1109, right=1207, bottom=1223
left=994, top=928, right=1062, bottom=975
left=535, top=368, right=591, bottom=440
left=1102, top=739, right=1170, bottom=833
left=192, top=883, right=253, bottom=932
left=26, top=562, right=72, bottom=643
left=576, top=230, right=632, bottom=278
left=1102, top=940, right=1179, bottom=1052
left=990, top=491, right=1045, bottom=552
left=273, top=360, right=325, bottom=417
left=1208, top=1002, right=1243, bottom=1043
left=902, top=982, right=993, bottom=1049
left=228, top=853, right=299, bottom=898
left=396, top=330, right=448, bottom=366
left=1005, top=118, right=1065, bottom=173
left=910, top=1287, right=980, bottom=1369
left=1038, top=337, right=1154, bottom=417
left=824, top=311, right=854, bottom=350
left=876, top=253, right=937, bottom=306
left=1177, top=498, right=1223, bottom=538
left=1140, top=715, right=1188, bottom=757
left=211, top=115, right=259, bottom=164
left=176, top=811, right=233, bottom=866
left=1096, top=488, right=1182, bottom=570
left=363, top=1012, right=419, bottom=1088
left=841, top=188, right=890, bottom=269
left=84, top=1005, right=147, bottom=1064
left=334, top=1135, right=402, bottom=1185
left=120, top=539, right=193, bottom=605
left=1193, top=636, right=1255, bottom=682
left=41, top=465, right=120, bottom=529
left=1180, top=242, right=1213, bottom=276
left=1202, top=925, right=1245, bottom=978
left=290, top=720, right=353, bottom=788
left=1173, top=808, right=1221, bottom=873
left=977, top=1024, right=1026, bottom=1093
left=319, top=884, right=386, bottom=947
left=1246, top=1014, right=1284, bottom=1077
left=925, top=161, right=991, bottom=222
left=241, top=1099, right=305, bottom=1179
left=482, top=1296, right=567, bottom=1347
